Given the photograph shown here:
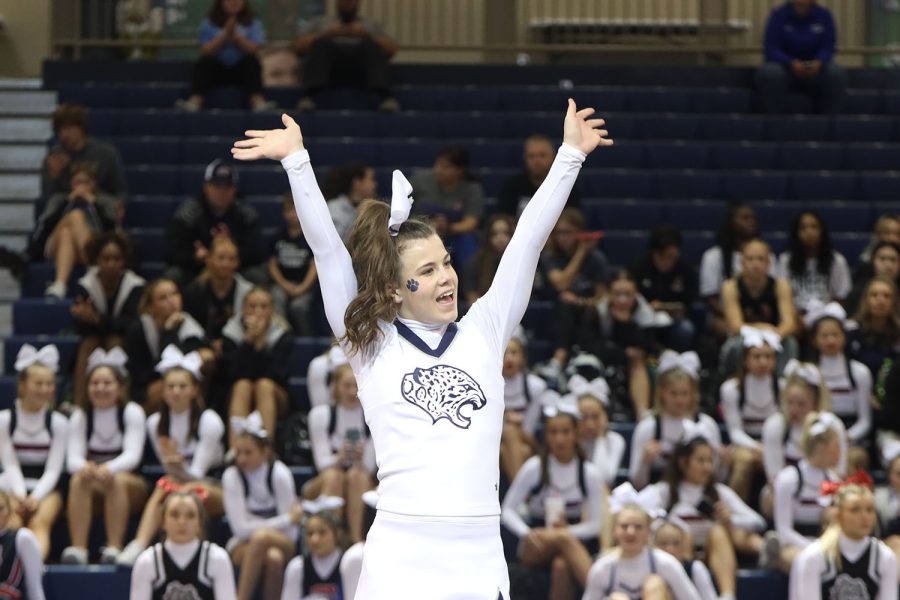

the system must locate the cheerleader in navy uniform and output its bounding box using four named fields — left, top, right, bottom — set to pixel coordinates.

left=117, top=345, right=225, bottom=566
left=0, top=344, right=68, bottom=559
left=130, top=491, right=237, bottom=600
left=63, top=347, right=147, bottom=565
left=0, top=490, right=45, bottom=600
left=223, top=412, right=302, bottom=600
left=652, top=519, right=717, bottom=600
left=282, top=503, right=346, bottom=600
left=790, top=483, right=896, bottom=600
left=233, top=102, right=611, bottom=598
left=501, top=334, right=546, bottom=482
left=572, top=375, right=625, bottom=487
